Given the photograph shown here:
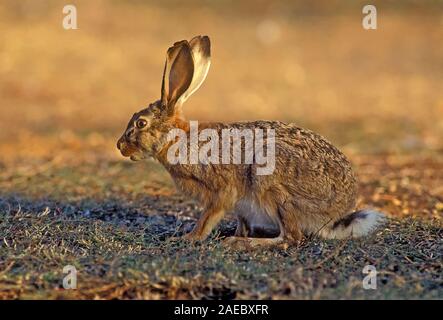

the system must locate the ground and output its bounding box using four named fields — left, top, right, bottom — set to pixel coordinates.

left=0, top=153, right=442, bottom=299
left=0, top=1, right=442, bottom=299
